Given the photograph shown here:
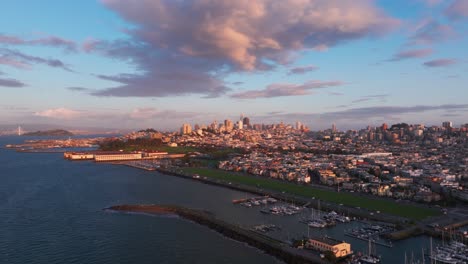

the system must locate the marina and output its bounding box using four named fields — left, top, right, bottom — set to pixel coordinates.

left=429, top=240, right=468, bottom=264
left=260, top=204, right=304, bottom=216
left=300, top=209, right=352, bottom=228
left=345, top=224, right=395, bottom=248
